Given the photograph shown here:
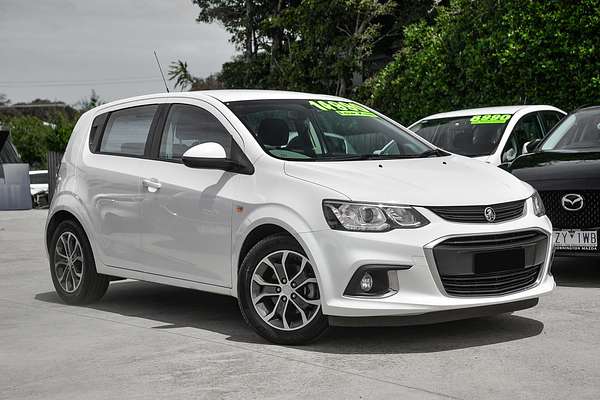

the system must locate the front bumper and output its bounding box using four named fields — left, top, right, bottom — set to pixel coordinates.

left=300, top=203, right=555, bottom=319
